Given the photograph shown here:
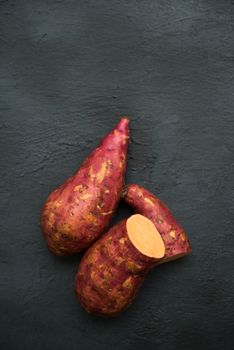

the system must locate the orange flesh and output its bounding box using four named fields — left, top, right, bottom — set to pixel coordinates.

left=127, top=214, right=165, bottom=259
